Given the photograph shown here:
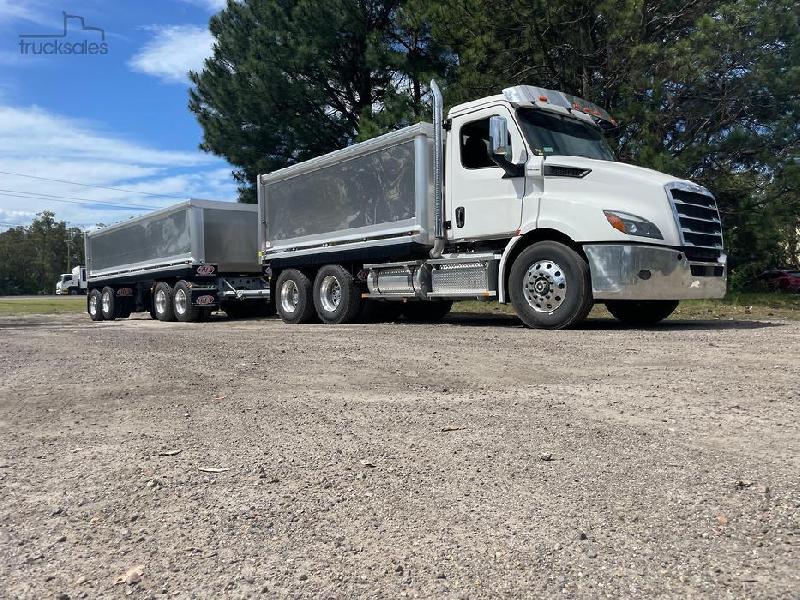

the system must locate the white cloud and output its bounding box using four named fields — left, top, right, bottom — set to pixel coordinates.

left=0, top=104, right=237, bottom=230
left=0, top=0, right=53, bottom=27
left=128, top=25, right=214, bottom=84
